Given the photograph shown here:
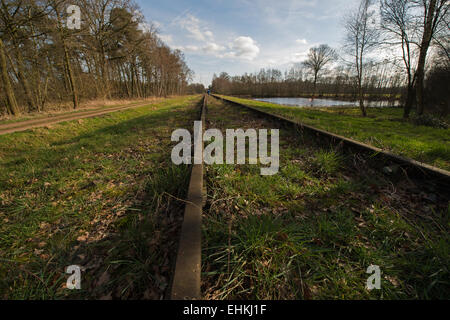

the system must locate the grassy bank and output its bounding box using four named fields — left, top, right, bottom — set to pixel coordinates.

left=0, top=95, right=201, bottom=299
left=219, top=95, right=450, bottom=171
left=202, top=97, right=449, bottom=300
